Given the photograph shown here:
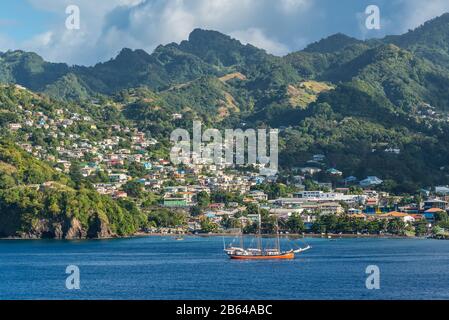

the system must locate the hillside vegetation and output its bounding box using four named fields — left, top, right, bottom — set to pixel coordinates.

left=2, top=14, right=449, bottom=193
